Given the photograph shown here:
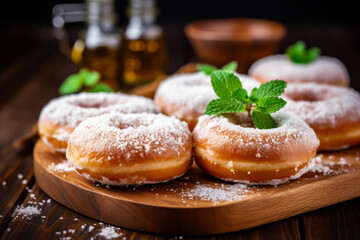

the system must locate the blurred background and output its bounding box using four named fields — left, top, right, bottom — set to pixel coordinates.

left=0, top=0, right=359, bottom=94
